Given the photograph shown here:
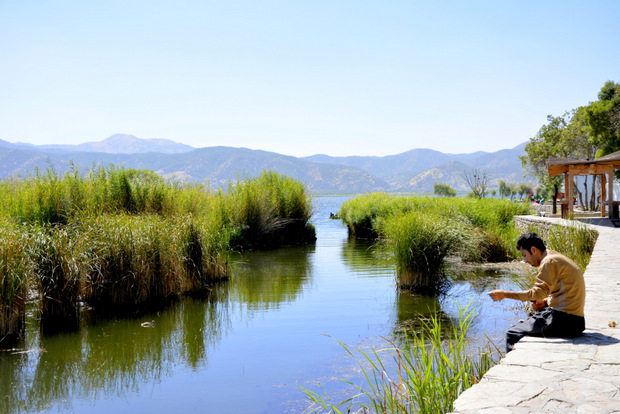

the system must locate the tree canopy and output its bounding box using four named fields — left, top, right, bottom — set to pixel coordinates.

left=520, top=81, right=620, bottom=211
left=433, top=182, right=457, bottom=197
